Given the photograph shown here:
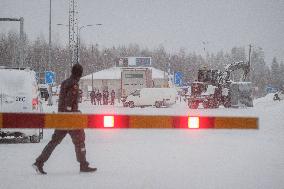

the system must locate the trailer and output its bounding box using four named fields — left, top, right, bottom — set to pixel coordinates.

left=120, top=67, right=153, bottom=102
